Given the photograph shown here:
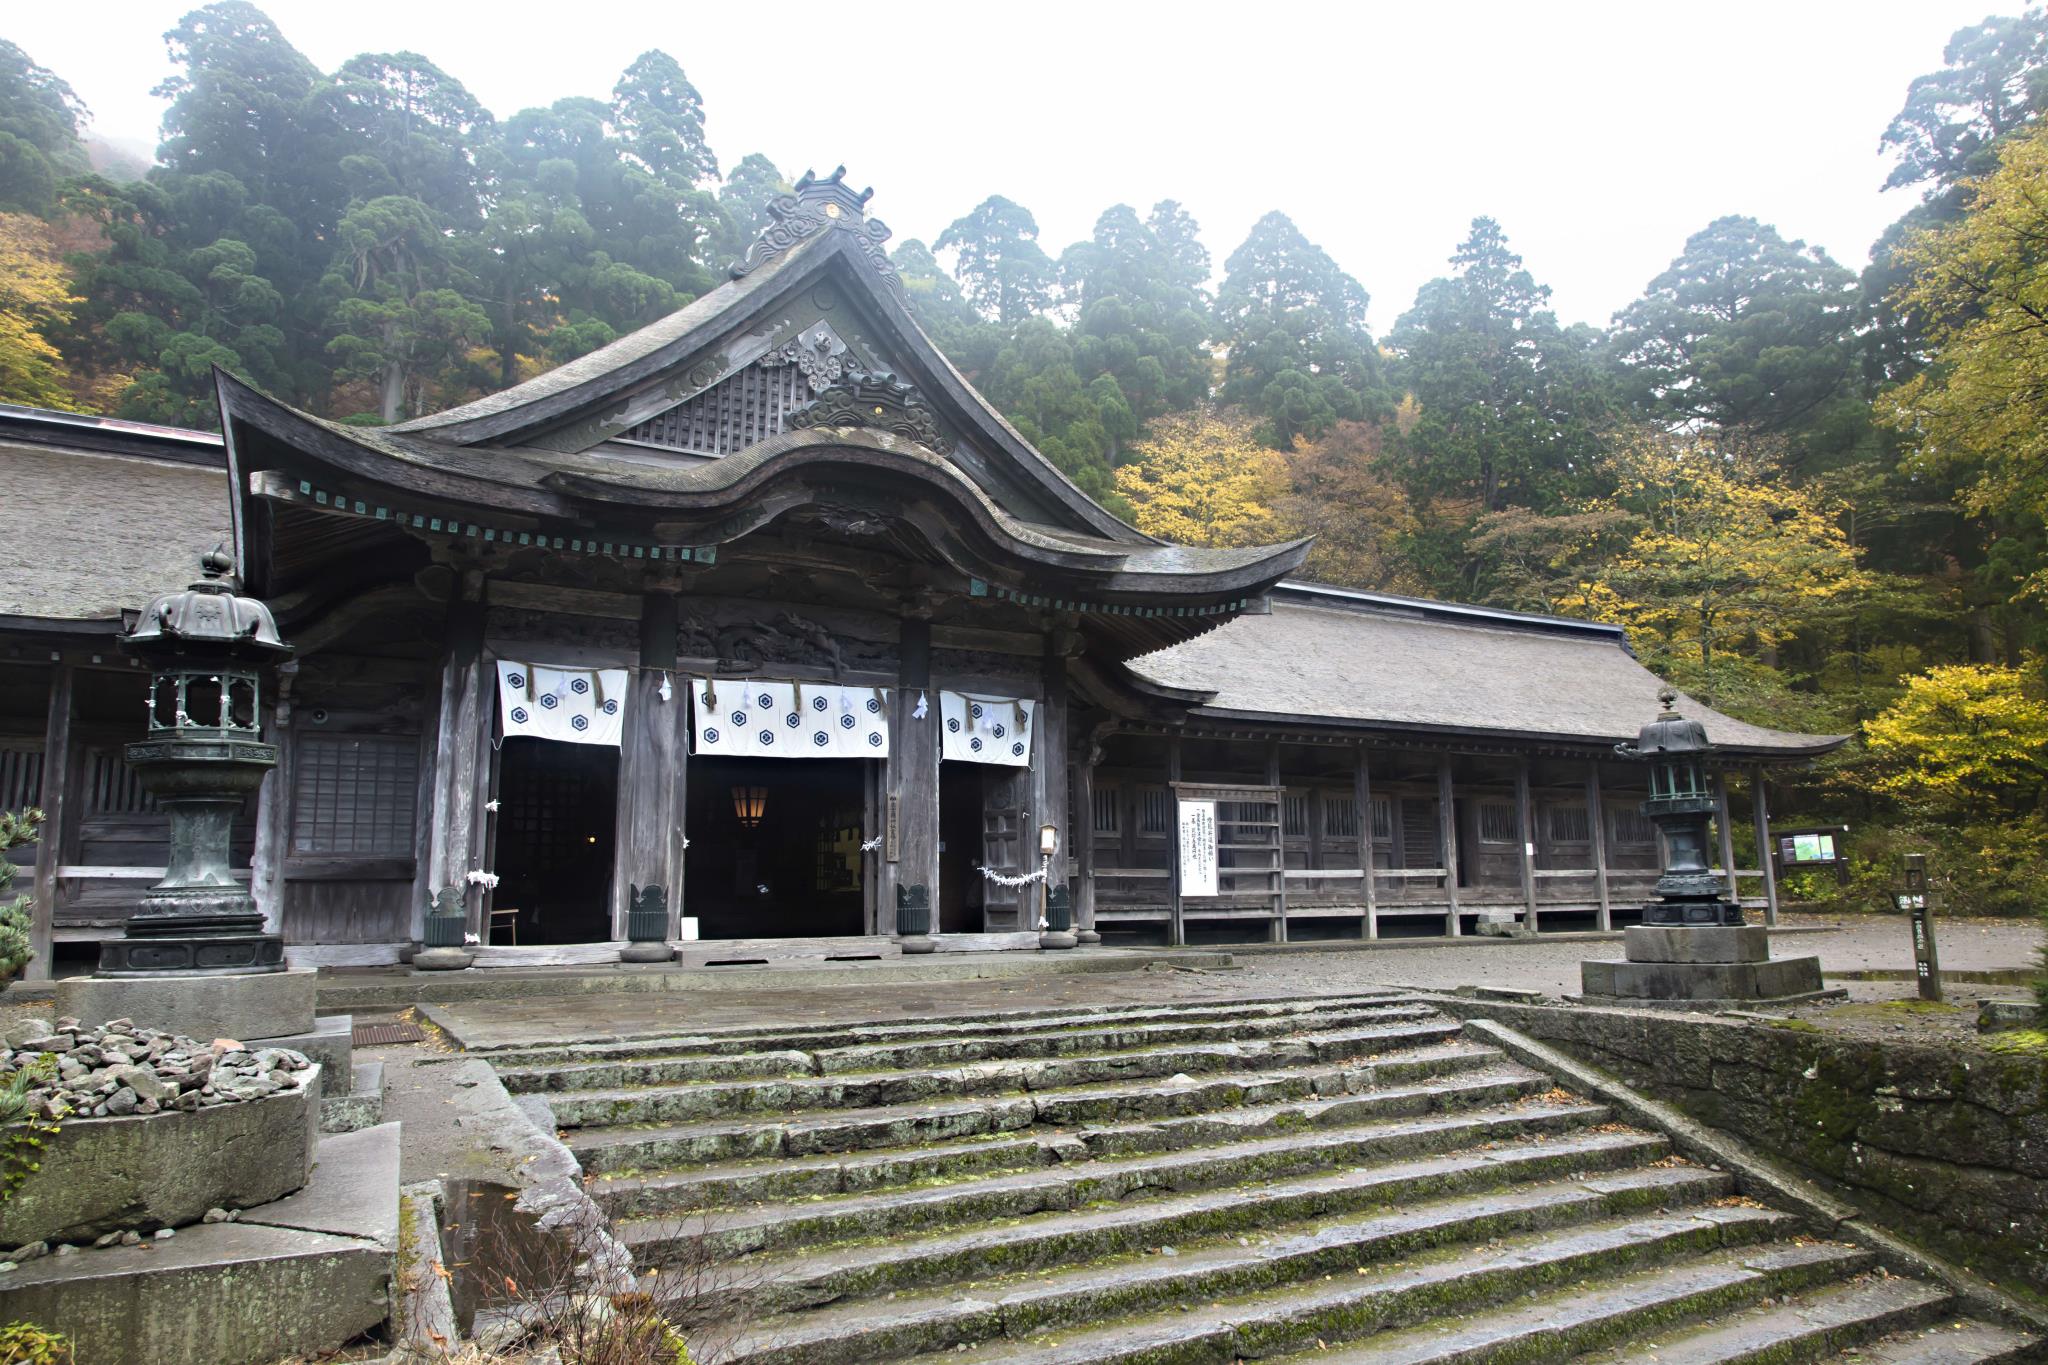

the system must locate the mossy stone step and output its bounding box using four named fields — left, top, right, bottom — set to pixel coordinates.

left=1816, top=1317, right=2041, bottom=1363
left=1259, top=1245, right=1896, bottom=1365
left=591, top=1063, right=1548, bottom=1215
left=731, top=1209, right=1834, bottom=1365
left=620, top=1108, right=1644, bottom=1263
left=1568, top=1273, right=1955, bottom=1364
left=693, top=1162, right=1733, bottom=1319
left=477, top=992, right=1410, bottom=1067
left=565, top=1041, right=1511, bottom=1172
left=535, top=1017, right=1465, bottom=1120
left=490, top=1002, right=1434, bottom=1091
